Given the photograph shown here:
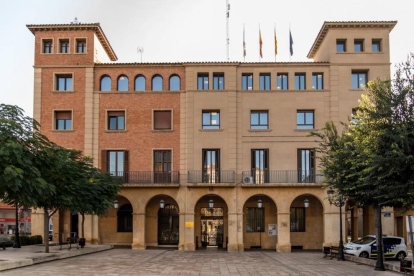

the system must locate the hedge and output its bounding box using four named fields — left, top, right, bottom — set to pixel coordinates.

left=10, top=235, right=43, bottom=246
